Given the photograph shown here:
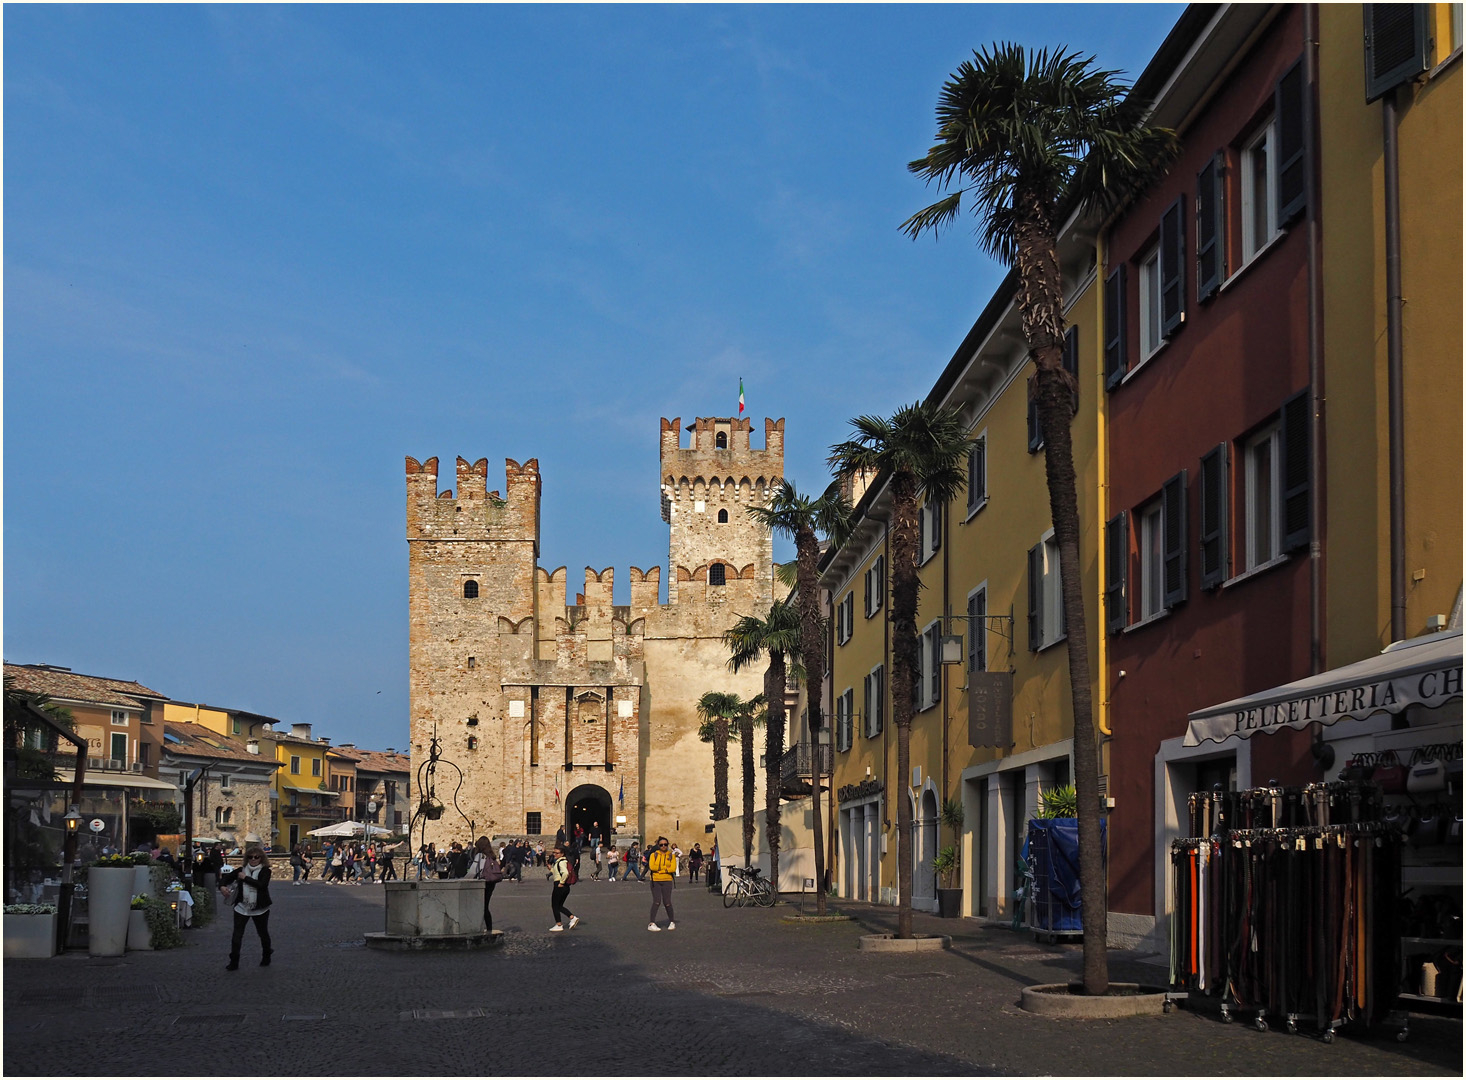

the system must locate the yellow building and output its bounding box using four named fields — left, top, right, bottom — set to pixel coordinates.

left=821, top=220, right=1104, bottom=918
left=1318, top=3, right=1463, bottom=663
left=271, top=723, right=343, bottom=850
